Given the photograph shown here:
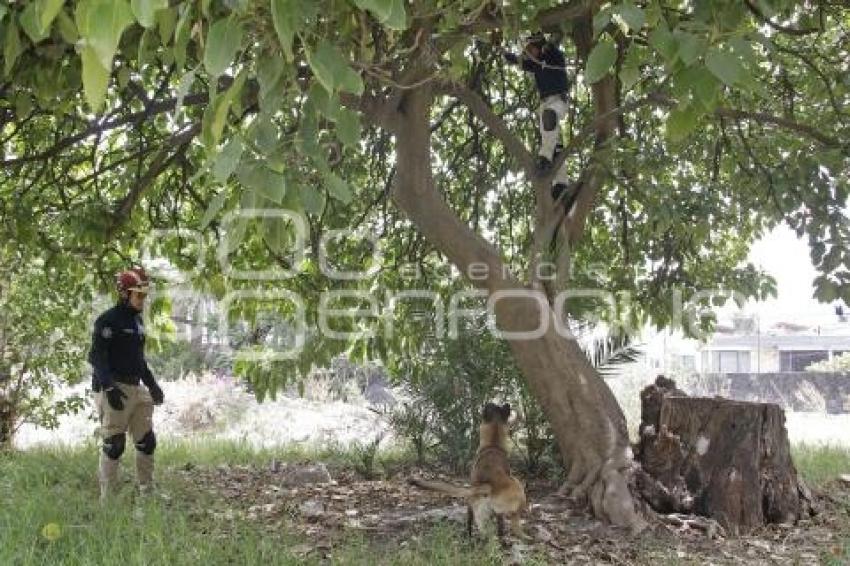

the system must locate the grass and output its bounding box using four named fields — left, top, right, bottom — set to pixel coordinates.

left=2, top=440, right=847, bottom=565
left=0, top=440, right=518, bottom=566
left=792, top=444, right=850, bottom=488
